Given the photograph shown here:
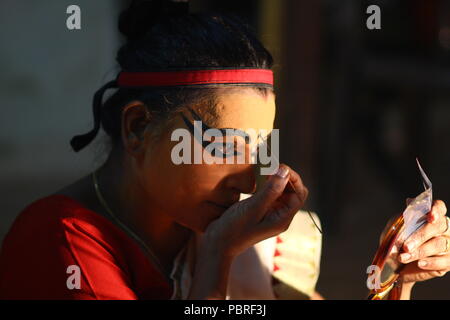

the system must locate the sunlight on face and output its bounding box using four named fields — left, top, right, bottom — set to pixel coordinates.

left=212, top=89, right=276, bottom=148
left=140, top=89, right=276, bottom=232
